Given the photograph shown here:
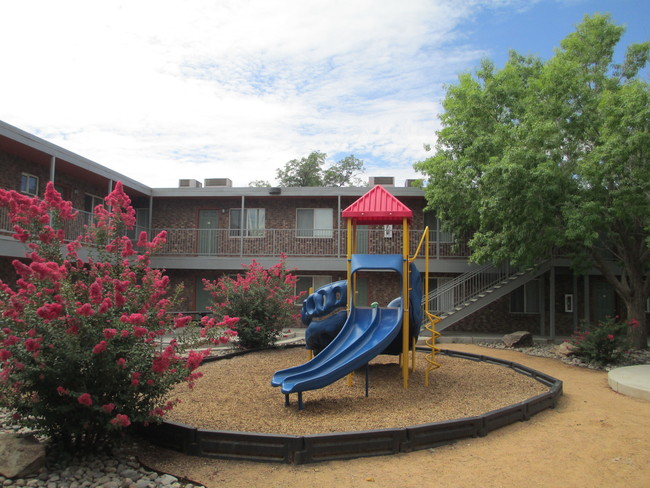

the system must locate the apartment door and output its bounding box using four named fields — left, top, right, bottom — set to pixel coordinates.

left=195, top=277, right=212, bottom=313
left=356, top=225, right=369, bottom=253
left=593, top=281, right=615, bottom=323
left=354, top=276, right=369, bottom=306
left=198, top=210, right=218, bottom=255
